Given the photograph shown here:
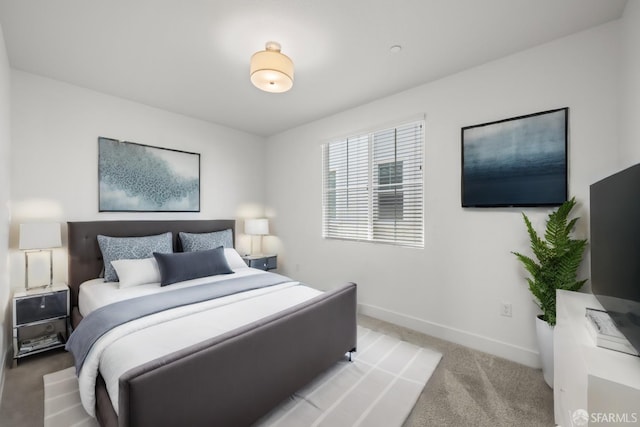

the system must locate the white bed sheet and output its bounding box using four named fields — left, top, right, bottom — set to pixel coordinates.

left=78, top=266, right=263, bottom=316
left=78, top=247, right=253, bottom=316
